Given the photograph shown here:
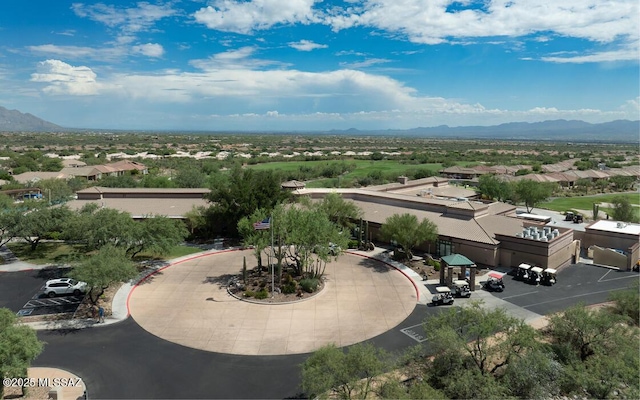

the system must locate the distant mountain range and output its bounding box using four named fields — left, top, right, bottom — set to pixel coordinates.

left=0, top=105, right=638, bottom=142
left=0, top=106, right=62, bottom=132
left=327, top=119, right=640, bottom=142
